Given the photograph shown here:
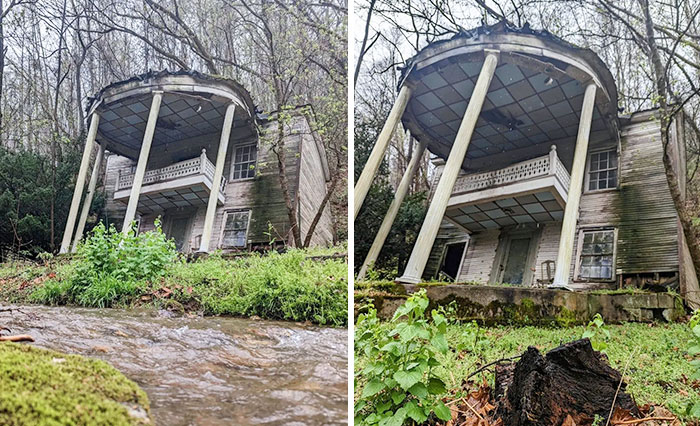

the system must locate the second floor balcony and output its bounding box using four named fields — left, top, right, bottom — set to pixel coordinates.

left=113, top=149, right=226, bottom=213
left=445, top=145, right=570, bottom=232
